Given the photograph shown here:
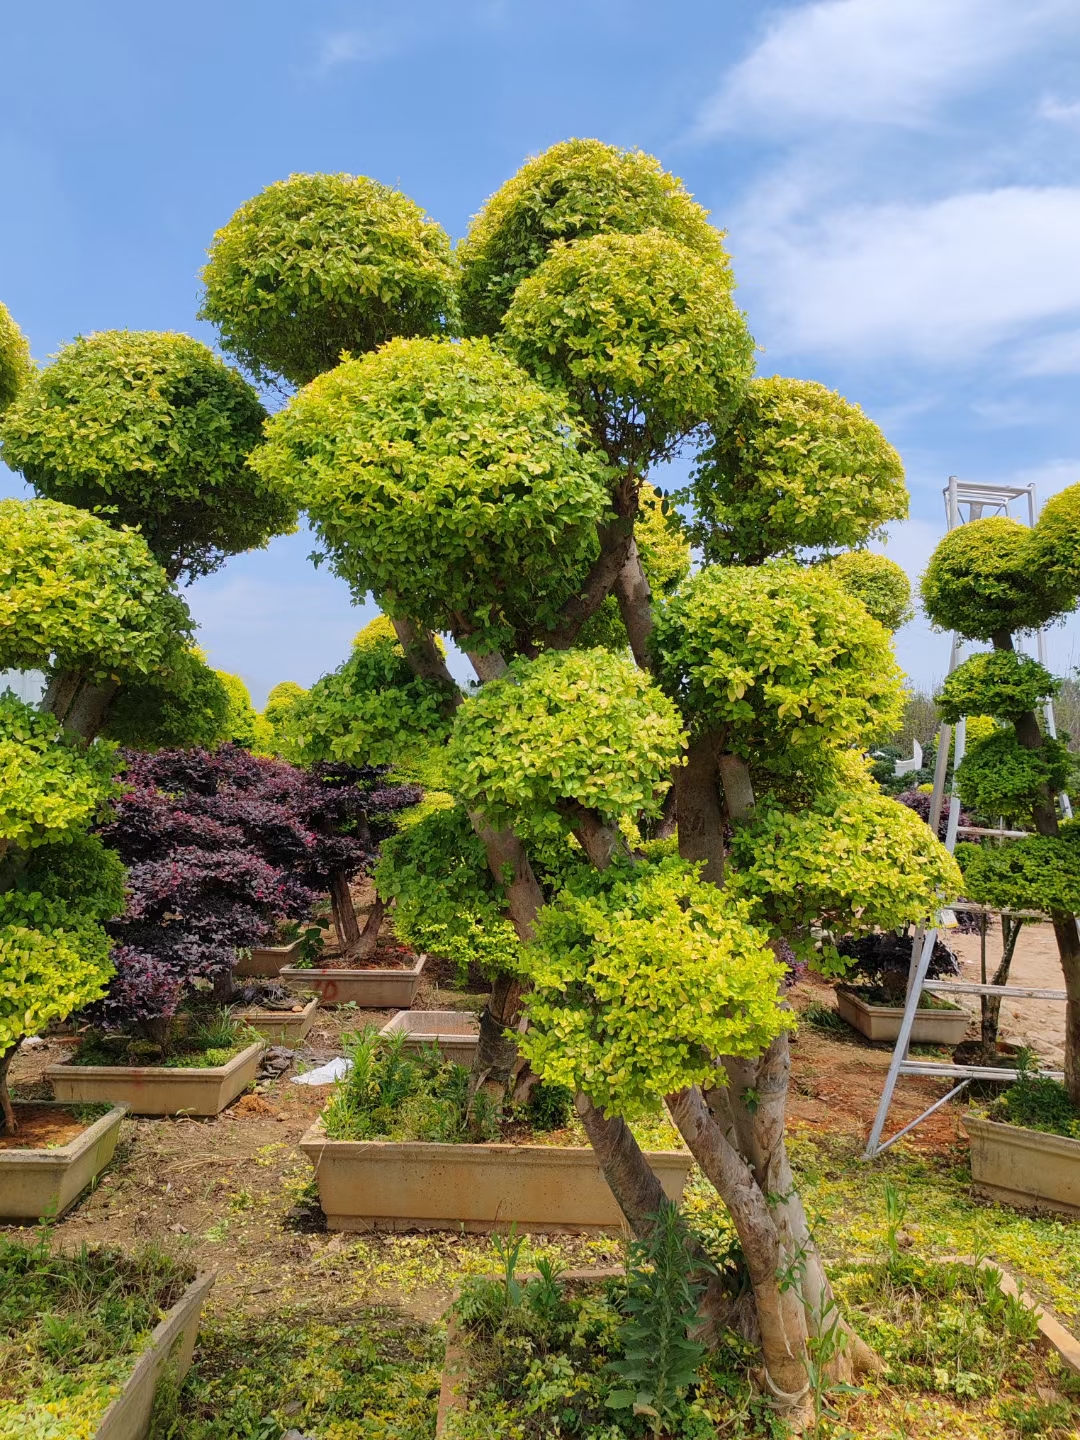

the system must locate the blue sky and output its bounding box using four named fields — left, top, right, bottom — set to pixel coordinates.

left=3, top=0, right=1080, bottom=704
